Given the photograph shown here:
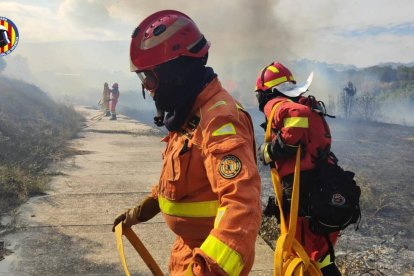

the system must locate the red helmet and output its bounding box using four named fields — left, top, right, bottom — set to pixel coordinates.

left=112, top=82, right=119, bottom=89
left=130, top=10, right=210, bottom=72
left=255, top=62, right=296, bottom=92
